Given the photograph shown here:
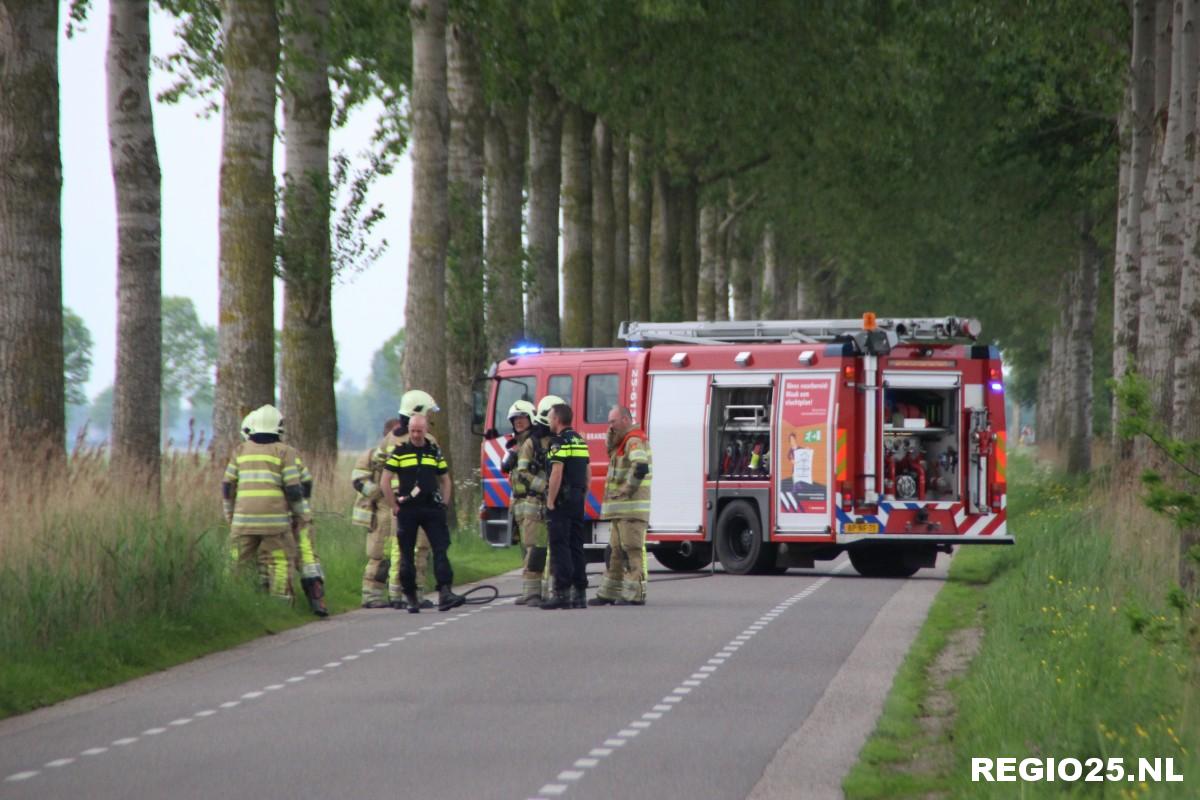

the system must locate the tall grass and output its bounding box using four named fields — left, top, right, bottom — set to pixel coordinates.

left=0, top=440, right=519, bottom=719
